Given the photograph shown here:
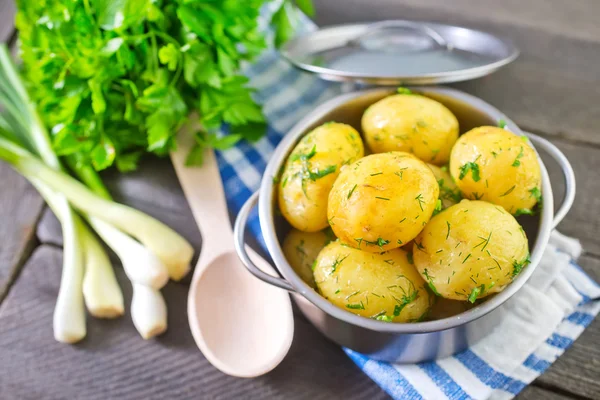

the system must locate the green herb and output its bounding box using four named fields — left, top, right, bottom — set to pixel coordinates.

left=529, top=187, right=543, bottom=205
left=384, top=259, right=394, bottom=265
left=346, top=302, right=365, bottom=310
left=407, top=252, right=414, bottom=264
left=397, top=239, right=403, bottom=245
left=15, top=1, right=313, bottom=171
left=463, top=253, right=472, bottom=263
left=345, top=290, right=361, bottom=300
left=512, top=254, right=531, bottom=277
left=415, top=194, right=425, bottom=211
left=515, top=208, right=535, bottom=216
left=347, top=184, right=358, bottom=199
left=472, top=192, right=483, bottom=200
left=375, top=196, right=390, bottom=201
left=354, top=238, right=364, bottom=247
left=375, top=314, right=393, bottom=322
left=365, top=237, right=390, bottom=249
left=415, top=241, right=425, bottom=251
left=473, top=232, right=492, bottom=252
left=422, top=269, right=441, bottom=296
left=432, top=199, right=443, bottom=216
left=331, top=254, right=349, bottom=273
left=437, top=179, right=462, bottom=203
left=308, top=165, right=336, bottom=181
left=334, top=289, right=340, bottom=294
left=311, top=260, right=317, bottom=271
left=500, top=185, right=516, bottom=197
left=512, top=147, right=525, bottom=167
left=458, top=161, right=481, bottom=182
left=491, top=151, right=498, bottom=158
left=397, top=87, right=412, bottom=95
left=400, top=217, right=407, bottom=223
left=370, top=172, right=383, bottom=176
left=290, top=145, right=317, bottom=162
left=281, top=176, right=289, bottom=188
left=468, top=284, right=485, bottom=303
